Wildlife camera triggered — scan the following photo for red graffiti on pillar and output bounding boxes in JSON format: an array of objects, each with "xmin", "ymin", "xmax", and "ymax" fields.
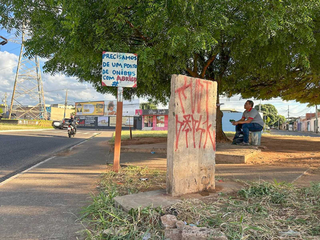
[{"xmin": 175, "ymin": 78, "xmax": 216, "ymax": 151}]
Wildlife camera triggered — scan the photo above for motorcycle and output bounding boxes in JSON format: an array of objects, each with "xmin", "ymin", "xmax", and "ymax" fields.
[{"xmin": 67, "ymin": 124, "xmax": 76, "ymax": 138}]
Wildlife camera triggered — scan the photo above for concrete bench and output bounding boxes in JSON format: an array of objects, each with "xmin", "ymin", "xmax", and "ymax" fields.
[{"xmin": 250, "ymin": 131, "xmax": 262, "ymax": 146}]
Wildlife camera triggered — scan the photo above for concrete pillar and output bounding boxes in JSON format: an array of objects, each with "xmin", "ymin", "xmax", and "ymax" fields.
[{"xmin": 167, "ymin": 75, "xmax": 217, "ymax": 196}]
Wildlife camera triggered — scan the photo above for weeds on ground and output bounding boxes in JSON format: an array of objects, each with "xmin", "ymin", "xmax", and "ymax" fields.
[{"xmin": 81, "ymin": 167, "xmax": 320, "ymax": 239}]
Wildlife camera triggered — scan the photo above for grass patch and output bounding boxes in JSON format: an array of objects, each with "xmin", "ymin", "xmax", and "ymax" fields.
[
  {"xmin": 80, "ymin": 165, "xmax": 166, "ymax": 239},
  {"xmin": 81, "ymin": 167, "xmax": 320, "ymax": 239},
  {"xmin": 0, "ymin": 123, "xmax": 54, "ymax": 130},
  {"xmin": 109, "ymin": 130, "xmax": 167, "ymax": 143}
]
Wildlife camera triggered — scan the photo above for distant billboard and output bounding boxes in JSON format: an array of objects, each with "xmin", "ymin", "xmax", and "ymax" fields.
[
  {"xmin": 98, "ymin": 116, "xmax": 109, "ymax": 126},
  {"xmin": 102, "ymin": 52, "xmax": 137, "ymax": 88},
  {"xmin": 105, "ymin": 100, "xmax": 139, "ymax": 116},
  {"xmin": 75, "ymin": 101, "xmax": 104, "ymax": 116}
]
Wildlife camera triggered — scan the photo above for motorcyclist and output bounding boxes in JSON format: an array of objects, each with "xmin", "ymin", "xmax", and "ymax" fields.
[{"xmin": 68, "ymin": 115, "xmax": 77, "ymax": 133}]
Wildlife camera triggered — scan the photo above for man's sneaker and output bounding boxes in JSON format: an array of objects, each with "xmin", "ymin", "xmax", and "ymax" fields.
[{"xmin": 237, "ymin": 142, "xmax": 250, "ymax": 146}]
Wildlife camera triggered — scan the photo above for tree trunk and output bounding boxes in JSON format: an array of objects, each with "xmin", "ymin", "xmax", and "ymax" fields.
[{"xmin": 216, "ymin": 94, "xmax": 231, "ymax": 143}]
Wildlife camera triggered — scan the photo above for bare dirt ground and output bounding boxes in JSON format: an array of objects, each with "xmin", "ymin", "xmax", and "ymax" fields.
[
  {"xmin": 248, "ymin": 135, "xmax": 320, "ymax": 168},
  {"xmin": 121, "ymin": 135, "xmax": 320, "ymax": 168},
  {"xmin": 249, "ymin": 135, "xmax": 320, "ymax": 186},
  {"xmin": 121, "ymin": 135, "xmax": 320, "ymax": 185}
]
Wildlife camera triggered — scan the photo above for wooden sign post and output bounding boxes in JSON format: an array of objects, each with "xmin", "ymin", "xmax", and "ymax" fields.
[
  {"xmin": 102, "ymin": 52, "xmax": 138, "ymax": 172},
  {"xmin": 113, "ymin": 87, "xmax": 123, "ymax": 172}
]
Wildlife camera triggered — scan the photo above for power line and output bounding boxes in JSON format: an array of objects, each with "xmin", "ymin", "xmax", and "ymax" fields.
[
  {"xmin": 1, "ymin": 46, "xmax": 22, "ymax": 53},
  {"xmin": 44, "ymin": 88, "xmax": 89, "ymax": 92}
]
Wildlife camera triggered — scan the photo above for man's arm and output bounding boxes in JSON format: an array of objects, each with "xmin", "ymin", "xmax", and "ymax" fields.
[{"xmin": 232, "ymin": 118, "xmax": 253, "ymax": 125}]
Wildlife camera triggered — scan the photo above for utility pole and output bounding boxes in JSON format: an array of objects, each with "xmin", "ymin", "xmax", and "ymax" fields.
[
  {"xmin": 63, "ymin": 89, "xmax": 68, "ymax": 119},
  {"xmin": 316, "ymin": 105, "xmax": 318, "ymax": 133}
]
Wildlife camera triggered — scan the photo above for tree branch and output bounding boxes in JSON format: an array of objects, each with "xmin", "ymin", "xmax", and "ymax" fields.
[
  {"xmin": 125, "ymin": 20, "xmax": 150, "ymax": 43},
  {"xmin": 186, "ymin": 68, "xmax": 199, "ymax": 78},
  {"xmin": 200, "ymin": 54, "xmax": 217, "ymax": 78},
  {"xmin": 193, "ymin": 54, "xmax": 199, "ymax": 74}
]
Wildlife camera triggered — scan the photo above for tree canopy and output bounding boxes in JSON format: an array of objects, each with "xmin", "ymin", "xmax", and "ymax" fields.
[
  {"xmin": 1, "ymin": 0, "xmax": 320, "ymax": 140},
  {"xmin": 1, "ymin": 0, "xmax": 319, "ymax": 103}
]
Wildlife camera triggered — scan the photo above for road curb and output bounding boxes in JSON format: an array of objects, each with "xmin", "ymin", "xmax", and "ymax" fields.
[{"xmin": 0, "ymin": 128, "xmax": 55, "ymax": 133}]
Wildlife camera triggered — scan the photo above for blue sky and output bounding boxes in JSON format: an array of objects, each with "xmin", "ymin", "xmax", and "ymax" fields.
[{"xmin": 0, "ymin": 28, "xmax": 315, "ymax": 117}]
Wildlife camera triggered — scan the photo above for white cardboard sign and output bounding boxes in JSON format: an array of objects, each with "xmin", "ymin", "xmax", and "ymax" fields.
[{"xmin": 102, "ymin": 52, "xmax": 137, "ymax": 88}]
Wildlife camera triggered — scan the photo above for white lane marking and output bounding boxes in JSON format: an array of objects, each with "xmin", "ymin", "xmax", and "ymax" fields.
[{"xmin": 0, "ymin": 156, "xmax": 56, "ymax": 187}]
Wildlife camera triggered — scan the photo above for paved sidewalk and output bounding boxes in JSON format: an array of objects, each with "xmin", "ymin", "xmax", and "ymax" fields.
[
  {"xmin": 107, "ymin": 152, "xmax": 310, "ymax": 184},
  {"xmin": 0, "ymin": 131, "xmax": 113, "ymax": 240}
]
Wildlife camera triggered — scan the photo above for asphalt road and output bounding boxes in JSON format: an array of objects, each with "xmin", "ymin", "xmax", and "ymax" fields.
[
  {"xmin": 270, "ymin": 129, "xmax": 320, "ymax": 137},
  {"xmin": 0, "ymin": 129, "xmax": 98, "ymax": 182}
]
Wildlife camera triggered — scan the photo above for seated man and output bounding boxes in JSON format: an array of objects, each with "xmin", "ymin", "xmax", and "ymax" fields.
[{"xmin": 231, "ymin": 100, "xmax": 264, "ymax": 146}]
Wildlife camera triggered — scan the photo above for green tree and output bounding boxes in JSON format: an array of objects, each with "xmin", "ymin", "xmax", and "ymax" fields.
[
  {"xmin": 140, "ymin": 102, "xmax": 157, "ymax": 110},
  {"xmin": 254, "ymin": 104, "xmax": 278, "ymax": 127},
  {"xmin": 255, "ymin": 104, "xmax": 287, "ymax": 128},
  {"xmin": 277, "ymin": 115, "xmax": 286, "ymax": 128},
  {"xmin": 1, "ymin": 0, "xmax": 319, "ymax": 141}
]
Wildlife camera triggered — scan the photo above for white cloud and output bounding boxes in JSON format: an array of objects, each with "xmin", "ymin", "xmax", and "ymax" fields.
[
  {"xmin": 42, "ymin": 73, "xmax": 118, "ymax": 105},
  {"xmin": 0, "ymin": 51, "xmax": 18, "ymax": 106},
  {"xmin": 220, "ymin": 95, "xmax": 313, "ymax": 118}
]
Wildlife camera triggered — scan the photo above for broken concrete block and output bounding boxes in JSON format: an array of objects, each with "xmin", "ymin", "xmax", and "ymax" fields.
[
  {"xmin": 161, "ymin": 214, "xmax": 177, "ymax": 229},
  {"xmin": 181, "ymin": 225, "xmax": 227, "ymax": 240}
]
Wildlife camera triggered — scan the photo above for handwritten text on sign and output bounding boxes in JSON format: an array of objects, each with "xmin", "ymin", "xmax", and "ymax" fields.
[
  {"xmin": 102, "ymin": 52, "xmax": 137, "ymax": 88},
  {"xmin": 175, "ymin": 77, "xmax": 216, "ymax": 151}
]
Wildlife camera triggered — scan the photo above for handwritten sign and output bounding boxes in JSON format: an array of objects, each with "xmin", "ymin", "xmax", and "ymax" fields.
[{"xmin": 102, "ymin": 52, "xmax": 138, "ymax": 88}]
